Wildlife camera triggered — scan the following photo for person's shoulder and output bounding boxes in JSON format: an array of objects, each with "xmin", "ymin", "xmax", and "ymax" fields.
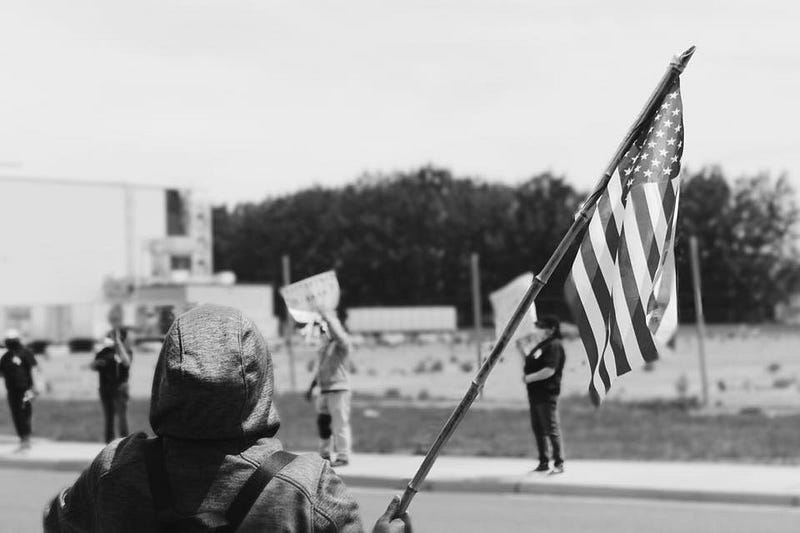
[
  {"xmin": 274, "ymin": 452, "xmax": 329, "ymax": 494},
  {"xmin": 55, "ymin": 434, "xmax": 145, "ymax": 497},
  {"xmin": 21, "ymin": 348, "xmax": 37, "ymax": 363},
  {"xmin": 93, "ymin": 432, "xmax": 150, "ymax": 479},
  {"xmin": 276, "ymin": 453, "xmax": 361, "ymax": 530},
  {"xmin": 95, "ymin": 347, "xmax": 114, "ymax": 359},
  {"xmin": 549, "ymin": 338, "xmax": 565, "ymax": 353}
]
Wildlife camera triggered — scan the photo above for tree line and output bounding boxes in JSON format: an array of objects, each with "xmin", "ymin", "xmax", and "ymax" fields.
[{"xmin": 212, "ymin": 166, "xmax": 800, "ymax": 325}]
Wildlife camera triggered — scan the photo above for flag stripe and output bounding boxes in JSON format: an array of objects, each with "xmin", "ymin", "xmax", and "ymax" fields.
[
  {"xmin": 630, "ymin": 185, "xmax": 661, "ymax": 280},
  {"xmin": 645, "ymin": 184, "xmax": 668, "ymax": 257},
  {"xmin": 616, "ymin": 230, "xmax": 660, "ymax": 362},
  {"xmin": 564, "ymin": 273, "xmax": 604, "ymax": 404},
  {"xmin": 607, "ymin": 304, "xmax": 633, "ymax": 376}
]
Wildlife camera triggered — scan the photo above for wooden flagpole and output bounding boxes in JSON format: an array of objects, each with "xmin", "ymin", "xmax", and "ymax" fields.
[{"xmin": 395, "ymin": 46, "xmax": 697, "ymax": 517}]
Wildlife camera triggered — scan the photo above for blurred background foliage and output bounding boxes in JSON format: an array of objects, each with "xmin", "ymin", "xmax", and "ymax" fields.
[{"xmin": 213, "ymin": 166, "xmax": 800, "ymax": 326}]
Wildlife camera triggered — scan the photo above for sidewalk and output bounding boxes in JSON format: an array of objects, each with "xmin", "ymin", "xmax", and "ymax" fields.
[{"xmin": 2, "ymin": 436, "xmax": 799, "ymax": 507}]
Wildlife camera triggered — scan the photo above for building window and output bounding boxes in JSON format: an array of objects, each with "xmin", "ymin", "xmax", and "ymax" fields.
[
  {"xmin": 170, "ymin": 255, "xmax": 192, "ymax": 271},
  {"xmin": 166, "ymin": 189, "xmax": 188, "ymax": 236}
]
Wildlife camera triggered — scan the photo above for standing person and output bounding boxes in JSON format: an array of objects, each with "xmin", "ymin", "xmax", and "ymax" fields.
[
  {"xmin": 522, "ymin": 315, "xmax": 567, "ymax": 473},
  {"xmin": 90, "ymin": 330, "xmax": 132, "ymax": 443},
  {"xmin": 306, "ymin": 310, "xmax": 353, "ymax": 467},
  {"xmin": 0, "ymin": 329, "xmax": 40, "ymax": 451},
  {"xmin": 44, "ymin": 304, "xmax": 410, "ymax": 533},
  {"xmin": 105, "ymin": 306, "xmax": 134, "ymax": 440}
]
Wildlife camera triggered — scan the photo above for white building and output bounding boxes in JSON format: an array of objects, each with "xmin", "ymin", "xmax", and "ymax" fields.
[
  {"xmin": 775, "ymin": 293, "xmax": 800, "ymax": 325},
  {"xmin": 0, "ymin": 175, "xmax": 277, "ymax": 342}
]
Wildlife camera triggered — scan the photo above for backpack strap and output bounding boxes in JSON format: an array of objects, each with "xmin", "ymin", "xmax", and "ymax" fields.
[{"xmin": 224, "ymin": 450, "xmax": 297, "ymax": 531}]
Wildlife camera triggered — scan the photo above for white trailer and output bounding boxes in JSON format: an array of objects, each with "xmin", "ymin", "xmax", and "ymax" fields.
[{"xmin": 345, "ymin": 306, "xmax": 457, "ymax": 334}]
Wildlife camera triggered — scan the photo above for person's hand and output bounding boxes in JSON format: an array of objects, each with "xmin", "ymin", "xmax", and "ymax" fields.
[
  {"xmin": 319, "ymin": 309, "xmax": 341, "ymax": 330},
  {"xmin": 23, "ymin": 389, "xmax": 37, "ymax": 403},
  {"xmin": 372, "ymin": 495, "xmax": 412, "ymax": 533}
]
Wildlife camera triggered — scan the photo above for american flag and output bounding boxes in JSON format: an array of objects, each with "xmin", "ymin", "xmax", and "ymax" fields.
[{"xmin": 565, "ymin": 80, "xmax": 684, "ymax": 405}]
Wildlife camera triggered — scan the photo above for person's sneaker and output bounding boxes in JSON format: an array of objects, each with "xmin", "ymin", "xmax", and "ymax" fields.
[
  {"xmin": 550, "ymin": 463, "xmax": 565, "ymax": 475},
  {"xmin": 330, "ymin": 457, "xmax": 349, "ymax": 467},
  {"xmin": 533, "ymin": 462, "xmax": 550, "ymax": 472},
  {"xmin": 13, "ymin": 440, "xmax": 32, "ymax": 454},
  {"xmin": 320, "ymin": 453, "xmax": 331, "ymax": 462}
]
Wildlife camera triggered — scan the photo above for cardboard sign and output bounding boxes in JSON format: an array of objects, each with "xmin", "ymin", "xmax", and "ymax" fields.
[
  {"xmin": 489, "ymin": 273, "xmax": 538, "ymax": 355},
  {"xmin": 279, "ymin": 270, "xmax": 340, "ymax": 324}
]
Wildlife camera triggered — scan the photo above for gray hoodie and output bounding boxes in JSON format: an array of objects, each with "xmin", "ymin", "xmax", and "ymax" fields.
[{"xmin": 44, "ymin": 304, "xmax": 364, "ymax": 532}]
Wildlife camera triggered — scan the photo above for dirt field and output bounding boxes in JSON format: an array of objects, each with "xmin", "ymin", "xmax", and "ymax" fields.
[{"xmin": 18, "ymin": 324, "xmax": 800, "ymax": 414}]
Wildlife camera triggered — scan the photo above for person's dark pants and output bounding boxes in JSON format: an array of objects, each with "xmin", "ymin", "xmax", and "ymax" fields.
[
  {"xmin": 527, "ymin": 394, "xmax": 564, "ymax": 466},
  {"xmin": 7, "ymin": 389, "xmax": 32, "ymax": 441},
  {"xmin": 100, "ymin": 385, "xmax": 130, "ymax": 443}
]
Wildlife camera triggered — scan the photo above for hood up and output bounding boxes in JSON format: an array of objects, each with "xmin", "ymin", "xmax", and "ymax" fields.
[{"xmin": 150, "ymin": 304, "xmax": 280, "ymax": 440}]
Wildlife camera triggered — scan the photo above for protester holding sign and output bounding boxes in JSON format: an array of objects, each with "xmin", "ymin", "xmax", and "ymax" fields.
[
  {"xmin": 306, "ymin": 310, "xmax": 354, "ymax": 467},
  {"xmin": 281, "ymin": 270, "xmax": 355, "ymax": 467},
  {"xmin": 90, "ymin": 331, "xmax": 132, "ymax": 443},
  {"xmin": 522, "ymin": 315, "xmax": 566, "ymax": 474}
]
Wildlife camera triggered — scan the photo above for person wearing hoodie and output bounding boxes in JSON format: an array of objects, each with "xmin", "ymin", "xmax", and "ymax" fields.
[
  {"xmin": 43, "ymin": 304, "xmax": 410, "ymax": 533},
  {"xmin": 0, "ymin": 329, "xmax": 40, "ymax": 451}
]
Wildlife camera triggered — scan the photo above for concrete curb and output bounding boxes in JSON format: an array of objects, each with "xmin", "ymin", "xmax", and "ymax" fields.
[
  {"xmin": 0, "ymin": 457, "xmax": 93, "ymax": 472},
  {"xmin": 334, "ymin": 473, "xmax": 800, "ymax": 508},
  {"xmin": 3, "ymin": 456, "xmax": 799, "ymax": 509}
]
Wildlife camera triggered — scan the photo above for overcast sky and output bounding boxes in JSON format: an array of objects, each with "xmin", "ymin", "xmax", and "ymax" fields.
[{"xmin": 1, "ymin": 1, "xmax": 798, "ymax": 203}]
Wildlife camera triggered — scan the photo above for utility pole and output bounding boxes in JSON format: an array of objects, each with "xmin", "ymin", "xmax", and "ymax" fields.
[
  {"xmin": 470, "ymin": 253, "xmax": 483, "ymax": 394},
  {"xmin": 123, "ymin": 184, "xmax": 135, "ymax": 279},
  {"xmin": 282, "ymin": 254, "xmax": 297, "ymax": 391},
  {"xmin": 689, "ymin": 236, "xmax": 710, "ymax": 407}
]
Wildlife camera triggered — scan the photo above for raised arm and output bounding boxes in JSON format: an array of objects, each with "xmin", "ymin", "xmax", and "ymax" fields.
[
  {"xmin": 112, "ymin": 329, "xmax": 132, "ymax": 368},
  {"xmin": 320, "ymin": 311, "xmax": 350, "ymax": 348}
]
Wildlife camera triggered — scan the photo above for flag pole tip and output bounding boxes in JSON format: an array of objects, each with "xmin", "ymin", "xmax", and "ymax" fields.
[{"xmin": 671, "ymin": 46, "xmax": 696, "ymax": 73}]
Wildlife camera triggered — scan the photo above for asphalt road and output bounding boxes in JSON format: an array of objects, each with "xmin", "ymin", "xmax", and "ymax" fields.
[{"xmin": 4, "ymin": 468, "xmax": 799, "ymax": 533}]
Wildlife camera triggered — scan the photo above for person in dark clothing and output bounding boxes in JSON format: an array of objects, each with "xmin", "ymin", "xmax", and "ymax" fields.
[
  {"xmin": 0, "ymin": 329, "xmax": 40, "ymax": 451},
  {"xmin": 90, "ymin": 328, "xmax": 132, "ymax": 443},
  {"xmin": 522, "ymin": 315, "xmax": 566, "ymax": 473}
]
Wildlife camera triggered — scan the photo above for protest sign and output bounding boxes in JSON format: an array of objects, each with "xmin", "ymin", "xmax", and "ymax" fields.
[
  {"xmin": 489, "ymin": 273, "xmax": 537, "ymax": 356},
  {"xmin": 279, "ymin": 270, "xmax": 340, "ymax": 324}
]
